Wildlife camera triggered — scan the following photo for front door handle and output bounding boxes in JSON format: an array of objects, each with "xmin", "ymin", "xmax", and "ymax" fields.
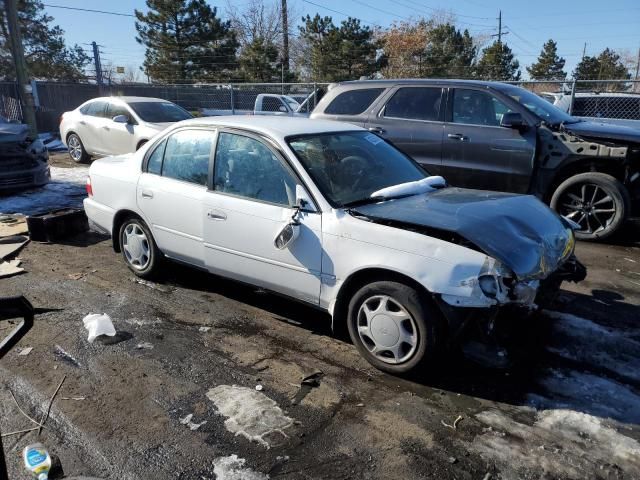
[
  {"xmin": 447, "ymin": 133, "xmax": 468, "ymax": 141},
  {"xmin": 141, "ymin": 190, "xmax": 153, "ymax": 199},
  {"xmin": 368, "ymin": 126, "xmax": 385, "ymax": 134},
  {"xmin": 207, "ymin": 210, "xmax": 227, "ymax": 221}
]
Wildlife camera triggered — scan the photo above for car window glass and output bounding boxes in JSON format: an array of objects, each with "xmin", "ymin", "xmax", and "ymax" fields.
[
  {"xmin": 147, "ymin": 139, "xmax": 166, "ymax": 175},
  {"xmin": 161, "ymin": 130, "xmax": 212, "ymax": 185},
  {"xmin": 384, "ymin": 87, "xmax": 442, "ymax": 121},
  {"xmin": 452, "ymin": 89, "xmax": 512, "ymax": 126},
  {"xmin": 214, "ymin": 132, "xmax": 297, "ymax": 207},
  {"xmin": 261, "ymin": 96, "xmax": 285, "ymax": 112},
  {"xmin": 107, "ymin": 103, "xmax": 130, "ymax": 120},
  {"xmin": 325, "ymin": 88, "xmax": 385, "ymax": 115},
  {"xmin": 84, "ymin": 101, "xmax": 107, "ymax": 117}
]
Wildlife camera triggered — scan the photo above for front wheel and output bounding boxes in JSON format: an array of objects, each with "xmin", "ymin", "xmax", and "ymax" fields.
[
  {"xmin": 550, "ymin": 172, "xmax": 630, "ymax": 241},
  {"xmin": 347, "ymin": 281, "xmax": 443, "ymax": 374},
  {"xmin": 118, "ymin": 217, "xmax": 162, "ymax": 279}
]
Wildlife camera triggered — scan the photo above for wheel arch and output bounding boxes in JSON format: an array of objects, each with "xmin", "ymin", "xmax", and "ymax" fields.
[
  {"xmin": 332, "ymin": 267, "xmax": 434, "ymax": 332},
  {"xmin": 136, "ymin": 139, "xmax": 149, "ymax": 150},
  {"xmin": 544, "ymin": 157, "xmax": 627, "ymax": 202},
  {"xmin": 111, "ymin": 209, "xmax": 144, "ymax": 252}
]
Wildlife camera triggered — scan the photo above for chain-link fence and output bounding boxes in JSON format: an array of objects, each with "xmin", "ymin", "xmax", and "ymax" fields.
[
  {"xmin": 511, "ymin": 79, "xmax": 640, "ymax": 125},
  {"xmin": 0, "ymin": 82, "xmax": 22, "ymax": 121}
]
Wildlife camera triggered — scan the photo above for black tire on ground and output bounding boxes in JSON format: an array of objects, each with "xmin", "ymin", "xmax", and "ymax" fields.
[
  {"xmin": 346, "ymin": 280, "xmax": 443, "ymax": 374},
  {"xmin": 550, "ymin": 172, "xmax": 630, "ymax": 241},
  {"xmin": 118, "ymin": 216, "xmax": 163, "ymax": 279},
  {"xmin": 66, "ymin": 132, "xmax": 91, "ymax": 163}
]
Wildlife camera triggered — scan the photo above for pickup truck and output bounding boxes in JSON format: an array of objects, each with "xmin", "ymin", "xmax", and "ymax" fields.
[
  {"xmin": 311, "ymin": 79, "xmax": 640, "ymax": 241},
  {"xmin": 201, "ymin": 93, "xmax": 309, "ymax": 117}
]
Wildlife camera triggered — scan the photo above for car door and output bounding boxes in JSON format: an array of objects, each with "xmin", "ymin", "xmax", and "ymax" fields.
[
  {"xmin": 366, "ymin": 86, "xmax": 445, "ymax": 175},
  {"xmin": 441, "ymin": 88, "xmax": 536, "ymax": 193},
  {"xmin": 103, "ymin": 102, "xmax": 137, "ymax": 155},
  {"xmin": 136, "ymin": 128, "xmax": 213, "ymax": 266},
  {"xmin": 203, "ymin": 131, "xmax": 322, "ymax": 304},
  {"xmin": 78, "ymin": 100, "xmax": 109, "ymax": 155}
]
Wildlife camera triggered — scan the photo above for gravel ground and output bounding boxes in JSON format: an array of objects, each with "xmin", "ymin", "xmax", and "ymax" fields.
[{"xmin": 1, "ymin": 153, "xmax": 639, "ymax": 479}]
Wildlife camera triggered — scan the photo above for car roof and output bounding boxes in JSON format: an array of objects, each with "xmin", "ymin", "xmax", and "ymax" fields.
[
  {"xmin": 332, "ymin": 79, "xmax": 512, "ymax": 88},
  {"xmin": 174, "ymin": 116, "xmax": 363, "ymax": 138},
  {"xmin": 90, "ymin": 96, "xmax": 171, "ymax": 104}
]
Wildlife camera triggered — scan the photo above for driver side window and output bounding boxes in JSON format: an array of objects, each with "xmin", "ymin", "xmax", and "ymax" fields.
[
  {"xmin": 452, "ymin": 89, "xmax": 512, "ymax": 126},
  {"xmin": 213, "ymin": 132, "xmax": 297, "ymax": 207}
]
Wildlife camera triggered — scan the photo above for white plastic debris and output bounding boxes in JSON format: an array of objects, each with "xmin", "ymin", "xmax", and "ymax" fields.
[
  {"xmin": 199, "ymin": 326, "xmax": 211, "ymax": 332},
  {"xmin": 136, "ymin": 342, "xmax": 154, "ymax": 350},
  {"xmin": 255, "ymin": 385, "xmax": 263, "ymax": 391},
  {"xmin": 18, "ymin": 347, "xmax": 33, "ymax": 356},
  {"xmin": 179, "ymin": 413, "xmax": 207, "ymax": 431},
  {"xmin": 83, "ymin": 313, "xmax": 116, "ymax": 343}
]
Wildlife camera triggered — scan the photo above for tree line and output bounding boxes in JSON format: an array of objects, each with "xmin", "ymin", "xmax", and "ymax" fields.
[{"xmin": 0, "ymin": 0, "xmax": 634, "ymax": 85}]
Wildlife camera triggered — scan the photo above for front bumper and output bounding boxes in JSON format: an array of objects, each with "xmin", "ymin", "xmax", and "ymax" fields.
[{"xmin": 0, "ymin": 163, "xmax": 50, "ymax": 191}]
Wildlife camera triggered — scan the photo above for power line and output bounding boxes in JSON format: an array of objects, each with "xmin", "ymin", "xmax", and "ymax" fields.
[{"xmin": 42, "ymin": 3, "xmax": 135, "ymax": 17}]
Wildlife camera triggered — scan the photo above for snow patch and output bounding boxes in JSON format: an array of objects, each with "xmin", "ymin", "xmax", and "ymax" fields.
[
  {"xmin": 0, "ymin": 166, "xmax": 87, "ymax": 215},
  {"xmin": 206, "ymin": 385, "xmax": 294, "ymax": 447},
  {"xmin": 472, "ymin": 409, "xmax": 640, "ymax": 478},
  {"xmin": 212, "ymin": 455, "xmax": 268, "ymax": 480}
]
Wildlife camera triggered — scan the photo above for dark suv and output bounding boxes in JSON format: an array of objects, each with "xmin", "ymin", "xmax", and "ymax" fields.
[{"xmin": 311, "ymin": 80, "xmax": 640, "ymax": 240}]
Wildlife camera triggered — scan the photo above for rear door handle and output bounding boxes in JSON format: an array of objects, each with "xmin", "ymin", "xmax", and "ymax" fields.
[
  {"xmin": 447, "ymin": 133, "xmax": 468, "ymax": 141},
  {"xmin": 368, "ymin": 127, "xmax": 385, "ymax": 134},
  {"xmin": 141, "ymin": 190, "xmax": 153, "ymax": 199},
  {"xmin": 207, "ymin": 210, "xmax": 227, "ymax": 221}
]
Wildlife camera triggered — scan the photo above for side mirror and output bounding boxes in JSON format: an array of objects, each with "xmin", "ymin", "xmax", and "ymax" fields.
[
  {"xmin": 274, "ymin": 222, "xmax": 300, "ymax": 250},
  {"xmin": 278, "ymin": 105, "xmax": 288, "ymax": 113},
  {"xmin": 113, "ymin": 114, "xmax": 129, "ymax": 124},
  {"xmin": 500, "ymin": 112, "xmax": 525, "ymax": 129}
]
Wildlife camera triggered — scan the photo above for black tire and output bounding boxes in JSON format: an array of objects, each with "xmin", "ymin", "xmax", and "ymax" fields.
[
  {"xmin": 346, "ymin": 280, "xmax": 443, "ymax": 374},
  {"xmin": 118, "ymin": 217, "xmax": 162, "ymax": 279},
  {"xmin": 66, "ymin": 132, "xmax": 91, "ymax": 163},
  {"xmin": 550, "ymin": 172, "xmax": 630, "ymax": 241}
]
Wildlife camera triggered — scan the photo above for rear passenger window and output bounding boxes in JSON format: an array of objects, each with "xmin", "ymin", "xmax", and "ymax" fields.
[
  {"xmin": 325, "ymin": 88, "xmax": 384, "ymax": 115},
  {"xmin": 383, "ymin": 87, "xmax": 442, "ymax": 121},
  {"xmin": 84, "ymin": 101, "xmax": 107, "ymax": 117},
  {"xmin": 161, "ymin": 130, "xmax": 213, "ymax": 185},
  {"xmin": 146, "ymin": 139, "xmax": 166, "ymax": 175}
]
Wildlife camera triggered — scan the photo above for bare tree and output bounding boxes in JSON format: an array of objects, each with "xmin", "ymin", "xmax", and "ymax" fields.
[
  {"xmin": 226, "ymin": 0, "xmax": 283, "ymax": 49},
  {"xmin": 121, "ymin": 65, "xmax": 141, "ymax": 84}
]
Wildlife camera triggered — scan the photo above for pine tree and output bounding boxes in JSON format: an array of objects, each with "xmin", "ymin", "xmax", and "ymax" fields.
[
  {"xmin": 335, "ymin": 18, "xmax": 382, "ymax": 80},
  {"xmin": 298, "ymin": 14, "xmax": 341, "ymax": 82},
  {"xmin": 238, "ymin": 37, "xmax": 280, "ymax": 82},
  {"xmin": 0, "ymin": 0, "xmax": 89, "ymax": 81},
  {"xmin": 475, "ymin": 41, "xmax": 521, "ymax": 81},
  {"xmin": 574, "ymin": 48, "xmax": 630, "ymax": 80},
  {"xmin": 135, "ymin": 0, "xmax": 239, "ymax": 83},
  {"xmin": 527, "ymin": 39, "xmax": 566, "ymax": 80},
  {"xmin": 422, "ymin": 24, "xmax": 476, "ymax": 78}
]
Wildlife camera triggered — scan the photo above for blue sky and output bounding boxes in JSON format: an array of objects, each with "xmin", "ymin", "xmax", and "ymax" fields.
[{"xmin": 43, "ymin": 0, "xmax": 640, "ymax": 80}]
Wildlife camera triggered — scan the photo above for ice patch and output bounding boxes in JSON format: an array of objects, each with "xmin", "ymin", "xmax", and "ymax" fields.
[
  {"xmin": 544, "ymin": 310, "xmax": 640, "ymax": 384},
  {"xmin": 0, "ymin": 166, "xmax": 87, "ymax": 215},
  {"xmin": 472, "ymin": 409, "xmax": 640, "ymax": 478},
  {"xmin": 206, "ymin": 385, "xmax": 294, "ymax": 447},
  {"xmin": 213, "ymin": 455, "xmax": 268, "ymax": 480}
]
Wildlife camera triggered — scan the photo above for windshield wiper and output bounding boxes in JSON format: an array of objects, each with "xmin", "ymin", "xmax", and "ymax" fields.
[{"xmin": 343, "ymin": 196, "xmax": 386, "ymax": 208}]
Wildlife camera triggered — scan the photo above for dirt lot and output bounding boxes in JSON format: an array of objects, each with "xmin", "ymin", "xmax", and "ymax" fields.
[{"xmin": 1, "ymin": 153, "xmax": 640, "ymax": 479}]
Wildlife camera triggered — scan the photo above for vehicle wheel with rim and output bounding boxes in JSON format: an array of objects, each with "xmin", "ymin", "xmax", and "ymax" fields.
[
  {"xmin": 347, "ymin": 280, "xmax": 442, "ymax": 374},
  {"xmin": 66, "ymin": 133, "xmax": 90, "ymax": 163},
  {"xmin": 550, "ymin": 172, "xmax": 630, "ymax": 241},
  {"xmin": 118, "ymin": 217, "xmax": 162, "ymax": 279}
]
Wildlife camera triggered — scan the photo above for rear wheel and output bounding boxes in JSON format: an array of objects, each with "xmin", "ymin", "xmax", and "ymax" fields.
[
  {"xmin": 66, "ymin": 133, "xmax": 90, "ymax": 163},
  {"xmin": 550, "ymin": 172, "xmax": 630, "ymax": 241},
  {"xmin": 118, "ymin": 217, "xmax": 162, "ymax": 279},
  {"xmin": 347, "ymin": 281, "xmax": 442, "ymax": 374}
]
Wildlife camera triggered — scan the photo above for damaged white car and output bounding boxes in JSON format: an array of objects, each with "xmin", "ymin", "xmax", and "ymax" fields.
[{"xmin": 84, "ymin": 117, "xmax": 586, "ymax": 373}]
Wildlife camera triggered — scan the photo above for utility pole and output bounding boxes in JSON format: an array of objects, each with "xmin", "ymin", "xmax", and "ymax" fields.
[
  {"xmin": 491, "ymin": 10, "xmax": 508, "ymax": 45},
  {"xmin": 281, "ymin": 0, "xmax": 289, "ymax": 79},
  {"xmin": 6, "ymin": 0, "xmax": 37, "ymax": 135},
  {"xmin": 581, "ymin": 42, "xmax": 587, "ymax": 61},
  {"xmin": 92, "ymin": 41, "xmax": 103, "ymax": 87}
]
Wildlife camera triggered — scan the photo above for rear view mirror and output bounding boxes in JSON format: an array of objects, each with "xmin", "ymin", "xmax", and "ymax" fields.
[
  {"xmin": 113, "ymin": 114, "xmax": 129, "ymax": 123},
  {"xmin": 500, "ymin": 112, "xmax": 525, "ymax": 129},
  {"xmin": 274, "ymin": 222, "xmax": 300, "ymax": 250},
  {"xmin": 0, "ymin": 296, "xmax": 34, "ymax": 359}
]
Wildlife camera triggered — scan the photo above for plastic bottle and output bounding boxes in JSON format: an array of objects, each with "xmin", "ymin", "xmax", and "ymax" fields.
[{"xmin": 23, "ymin": 443, "xmax": 51, "ymax": 480}]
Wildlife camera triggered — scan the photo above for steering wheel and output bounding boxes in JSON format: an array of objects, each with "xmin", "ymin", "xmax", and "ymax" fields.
[{"xmin": 339, "ymin": 155, "xmax": 369, "ymax": 191}]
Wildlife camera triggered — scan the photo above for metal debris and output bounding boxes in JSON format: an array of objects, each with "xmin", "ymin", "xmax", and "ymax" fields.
[{"xmin": 53, "ymin": 345, "xmax": 80, "ymax": 367}]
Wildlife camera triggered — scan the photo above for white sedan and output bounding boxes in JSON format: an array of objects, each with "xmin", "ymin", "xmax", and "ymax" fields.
[
  {"xmin": 84, "ymin": 116, "xmax": 585, "ymax": 373},
  {"xmin": 60, "ymin": 96, "xmax": 192, "ymax": 163}
]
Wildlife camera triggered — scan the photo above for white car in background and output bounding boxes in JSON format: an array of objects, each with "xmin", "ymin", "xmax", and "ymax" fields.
[
  {"xmin": 541, "ymin": 91, "xmax": 640, "ymax": 129},
  {"xmin": 60, "ymin": 96, "xmax": 192, "ymax": 163},
  {"xmin": 83, "ymin": 116, "xmax": 585, "ymax": 374}
]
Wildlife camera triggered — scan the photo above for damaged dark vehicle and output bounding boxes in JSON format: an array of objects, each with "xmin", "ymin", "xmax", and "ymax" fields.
[
  {"xmin": 311, "ymin": 80, "xmax": 640, "ymax": 240},
  {"xmin": 0, "ymin": 116, "xmax": 49, "ymax": 192}
]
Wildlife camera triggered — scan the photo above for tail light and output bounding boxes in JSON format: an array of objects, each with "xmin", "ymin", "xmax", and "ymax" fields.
[{"xmin": 86, "ymin": 176, "xmax": 93, "ymax": 197}]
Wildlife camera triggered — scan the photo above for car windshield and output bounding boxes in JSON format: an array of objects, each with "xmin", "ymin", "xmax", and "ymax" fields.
[
  {"xmin": 494, "ymin": 84, "xmax": 579, "ymax": 125},
  {"xmin": 287, "ymin": 131, "xmax": 427, "ymax": 207},
  {"xmin": 128, "ymin": 101, "xmax": 192, "ymax": 123},
  {"xmin": 284, "ymin": 96, "xmax": 301, "ymax": 109}
]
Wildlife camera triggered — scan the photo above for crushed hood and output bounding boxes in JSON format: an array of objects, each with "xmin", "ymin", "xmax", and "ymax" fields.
[
  {"xmin": 564, "ymin": 120, "xmax": 640, "ymax": 144},
  {"xmin": 0, "ymin": 122, "xmax": 29, "ymax": 143},
  {"xmin": 352, "ymin": 188, "xmax": 573, "ymax": 280}
]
